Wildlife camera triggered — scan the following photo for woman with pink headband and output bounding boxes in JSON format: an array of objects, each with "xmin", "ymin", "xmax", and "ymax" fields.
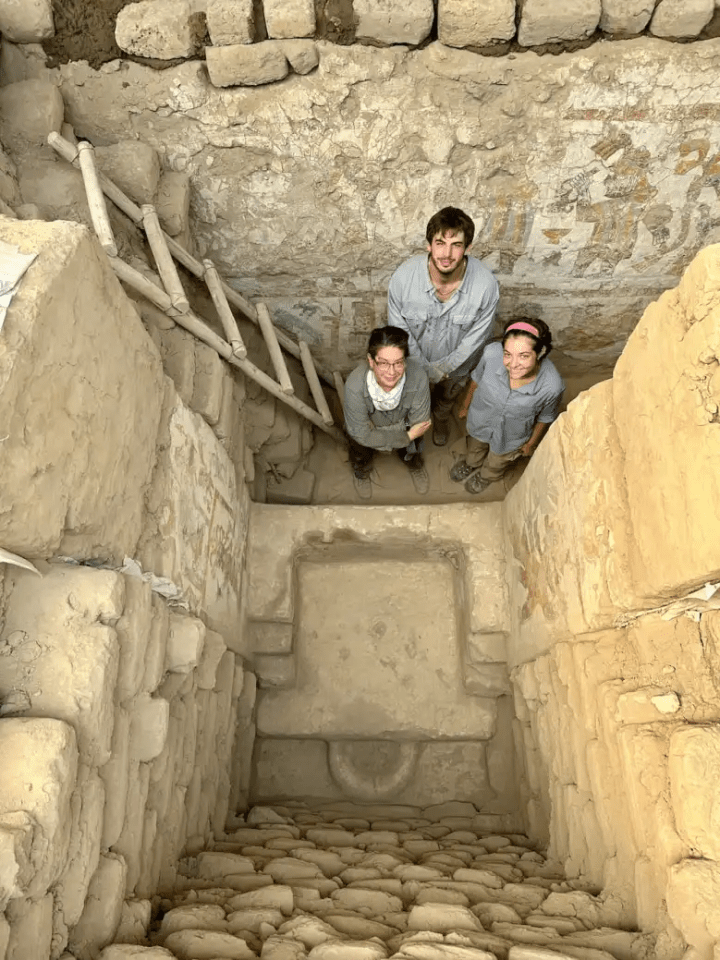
[{"xmin": 450, "ymin": 318, "xmax": 564, "ymax": 495}]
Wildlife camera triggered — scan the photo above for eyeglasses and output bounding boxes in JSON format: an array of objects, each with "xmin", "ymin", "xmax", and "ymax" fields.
[{"xmin": 373, "ymin": 359, "xmax": 406, "ymax": 370}]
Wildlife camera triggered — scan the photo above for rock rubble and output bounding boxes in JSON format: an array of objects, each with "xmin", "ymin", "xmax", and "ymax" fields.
[{"xmin": 99, "ymin": 803, "xmax": 654, "ymax": 960}]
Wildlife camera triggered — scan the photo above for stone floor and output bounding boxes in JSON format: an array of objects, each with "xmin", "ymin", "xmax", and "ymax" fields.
[{"xmin": 116, "ymin": 801, "xmax": 654, "ymax": 960}]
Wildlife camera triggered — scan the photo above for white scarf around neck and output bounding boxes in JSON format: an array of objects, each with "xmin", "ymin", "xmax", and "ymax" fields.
[{"xmin": 367, "ymin": 368, "xmax": 406, "ymax": 411}]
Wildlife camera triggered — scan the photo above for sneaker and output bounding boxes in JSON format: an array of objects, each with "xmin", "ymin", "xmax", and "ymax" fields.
[
  {"xmin": 352, "ymin": 467, "xmax": 372, "ymax": 500},
  {"xmin": 449, "ymin": 459, "xmax": 478, "ymax": 483},
  {"xmin": 433, "ymin": 420, "xmax": 450, "ymax": 446},
  {"xmin": 407, "ymin": 459, "xmax": 430, "ymax": 495},
  {"xmin": 464, "ymin": 472, "xmax": 490, "ymax": 495}
]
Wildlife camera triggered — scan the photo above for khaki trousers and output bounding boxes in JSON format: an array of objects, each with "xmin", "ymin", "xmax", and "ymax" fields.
[{"xmin": 465, "ymin": 436, "xmax": 521, "ymax": 482}]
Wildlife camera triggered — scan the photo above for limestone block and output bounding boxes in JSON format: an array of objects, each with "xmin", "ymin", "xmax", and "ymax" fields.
[
  {"xmin": 354, "ymin": 0, "xmax": 434, "ymax": 44},
  {"xmin": 115, "ymin": 0, "xmax": 206, "ymax": 58},
  {"xmin": 667, "ymin": 858, "xmax": 720, "ymax": 955},
  {"xmin": 249, "ymin": 621, "xmax": 293, "ymax": 655},
  {"xmin": 5, "ymin": 893, "xmax": 53, "ymax": 960},
  {"xmin": 0, "ymin": 219, "xmax": 164, "ymax": 557},
  {"xmin": 613, "ymin": 248, "xmax": 720, "ymax": 599},
  {"xmin": 280, "ymin": 40, "xmax": 319, "ymax": 75},
  {"xmin": 197, "ymin": 852, "xmax": 255, "ymax": 881},
  {"xmin": 129, "ymin": 694, "xmax": 170, "ymax": 762},
  {"xmin": 55, "ymin": 766, "xmax": 106, "ymax": 927},
  {"xmin": 438, "ymin": 0, "xmax": 516, "ymax": 47},
  {"xmin": 205, "ymin": 42, "xmax": 290, "ymax": 88},
  {"xmin": 308, "ymin": 944, "xmax": 386, "ymax": 960},
  {"xmin": 159, "ymin": 904, "xmax": 227, "ymax": 938},
  {"xmin": 264, "ymin": 0, "xmax": 315, "ymax": 38},
  {"xmin": 142, "ymin": 594, "xmax": 170, "ymax": 693},
  {"xmin": 156, "ymin": 170, "xmax": 190, "ymax": 238},
  {"xmin": 0, "ymin": 0, "xmax": 53, "ymax": 42},
  {"xmin": 255, "ymin": 653, "xmax": 296, "ymax": 688},
  {"xmin": 116, "ymin": 574, "xmax": 155, "ymax": 704},
  {"xmin": 0, "ymin": 717, "xmax": 77, "ymax": 899},
  {"xmin": 599, "ymin": 0, "xmax": 655, "ymax": 34},
  {"xmin": 159, "ymin": 327, "xmax": 196, "ymax": 406},
  {"xmin": 69, "ymin": 854, "xmax": 127, "ymax": 960},
  {"xmin": 0, "ymin": 822, "xmax": 30, "ymax": 907},
  {"xmin": 101, "ymin": 707, "xmax": 131, "ymax": 849},
  {"xmin": 650, "ymin": 0, "xmax": 714, "ymax": 37},
  {"xmin": 114, "ymin": 899, "xmax": 152, "ymax": 944},
  {"xmin": 137, "ymin": 389, "xmax": 245, "ymax": 635},
  {"xmin": 252, "ymin": 738, "xmax": 336, "ymax": 800},
  {"xmin": 17, "ymin": 157, "xmax": 88, "ymax": 226},
  {"xmin": 166, "ymin": 613, "xmax": 206, "ymax": 674},
  {"xmin": 192, "ymin": 342, "xmax": 225, "ymax": 426},
  {"xmin": 518, "ymin": 0, "xmax": 601, "ymax": 44},
  {"xmin": 463, "ymin": 662, "xmax": 511, "ymax": 697},
  {"xmin": 94, "ymin": 141, "xmax": 160, "ymax": 207},
  {"xmin": 197, "ymin": 630, "xmax": 228, "ymax": 689},
  {"xmin": 207, "ymin": 0, "xmax": 256, "ymax": 44},
  {"xmin": 669, "ymin": 725, "xmax": 720, "ymax": 860},
  {"xmin": 99, "ymin": 948, "xmax": 174, "ymax": 959},
  {"xmin": 163, "ymin": 929, "xmax": 255, "ymax": 958},
  {"xmin": 0, "ymin": 79, "xmax": 63, "ymax": 150},
  {"xmin": 113, "ymin": 761, "xmax": 151, "ymax": 895},
  {"xmin": 408, "ymin": 903, "xmax": 482, "ymax": 933},
  {"xmin": 229, "ymin": 886, "xmax": 294, "ymax": 915},
  {"xmin": 614, "ymin": 687, "xmax": 682, "ymax": 724},
  {"xmin": 0, "ymin": 565, "xmax": 122, "ymax": 766}
]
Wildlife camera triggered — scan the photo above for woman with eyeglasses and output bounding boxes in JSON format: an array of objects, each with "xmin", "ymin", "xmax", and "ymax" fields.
[
  {"xmin": 343, "ymin": 326, "xmax": 432, "ymax": 499},
  {"xmin": 451, "ymin": 318, "xmax": 564, "ymax": 495}
]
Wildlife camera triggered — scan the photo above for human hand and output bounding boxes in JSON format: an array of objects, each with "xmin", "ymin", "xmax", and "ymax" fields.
[
  {"xmin": 408, "ymin": 420, "xmax": 432, "ymax": 441},
  {"xmin": 520, "ymin": 441, "xmax": 536, "ymax": 457},
  {"xmin": 458, "ymin": 407, "xmax": 469, "ymax": 420}
]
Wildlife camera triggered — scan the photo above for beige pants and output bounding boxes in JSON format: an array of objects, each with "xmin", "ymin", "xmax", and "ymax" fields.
[{"xmin": 465, "ymin": 436, "xmax": 521, "ymax": 482}]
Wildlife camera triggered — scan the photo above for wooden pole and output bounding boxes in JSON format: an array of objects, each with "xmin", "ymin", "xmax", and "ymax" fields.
[
  {"xmin": 107, "ymin": 256, "xmax": 344, "ymax": 441},
  {"xmin": 256, "ymin": 302, "xmax": 294, "ymax": 395},
  {"xmin": 76, "ymin": 141, "xmax": 118, "ymax": 256},
  {"xmin": 142, "ymin": 204, "xmax": 190, "ymax": 314},
  {"xmin": 299, "ymin": 340, "xmax": 334, "ymax": 426},
  {"xmin": 203, "ymin": 260, "xmax": 247, "ymax": 359},
  {"xmin": 333, "ymin": 371, "xmax": 345, "ymax": 417}
]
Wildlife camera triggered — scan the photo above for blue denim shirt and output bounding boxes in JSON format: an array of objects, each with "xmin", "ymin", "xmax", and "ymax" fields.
[
  {"xmin": 466, "ymin": 342, "xmax": 565, "ymax": 455},
  {"xmin": 388, "ymin": 254, "xmax": 499, "ymax": 384}
]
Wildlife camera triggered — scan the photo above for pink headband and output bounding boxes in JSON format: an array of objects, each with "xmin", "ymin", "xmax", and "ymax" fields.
[{"xmin": 505, "ymin": 322, "xmax": 539, "ymax": 337}]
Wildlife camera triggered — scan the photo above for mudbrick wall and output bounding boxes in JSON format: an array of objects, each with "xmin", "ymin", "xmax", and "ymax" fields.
[{"xmin": 504, "ymin": 245, "xmax": 720, "ymax": 957}]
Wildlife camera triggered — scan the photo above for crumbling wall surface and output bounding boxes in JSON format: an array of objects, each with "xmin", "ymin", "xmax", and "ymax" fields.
[
  {"xmin": 0, "ymin": 218, "xmax": 164, "ymax": 559},
  {"xmin": 0, "ymin": 219, "xmax": 256, "ymax": 957},
  {"xmin": 504, "ymin": 244, "xmax": 720, "ymax": 956}
]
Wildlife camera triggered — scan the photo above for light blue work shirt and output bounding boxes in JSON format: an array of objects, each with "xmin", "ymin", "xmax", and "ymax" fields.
[
  {"xmin": 466, "ymin": 342, "xmax": 565, "ymax": 455},
  {"xmin": 387, "ymin": 254, "xmax": 499, "ymax": 384}
]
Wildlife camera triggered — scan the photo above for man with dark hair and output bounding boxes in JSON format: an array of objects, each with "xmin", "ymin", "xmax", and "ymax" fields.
[
  {"xmin": 387, "ymin": 206, "xmax": 499, "ymax": 446},
  {"xmin": 344, "ymin": 326, "xmax": 432, "ymax": 499}
]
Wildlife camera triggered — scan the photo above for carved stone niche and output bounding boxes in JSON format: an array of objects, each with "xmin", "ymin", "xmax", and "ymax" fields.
[{"xmin": 245, "ymin": 503, "xmax": 517, "ymax": 815}]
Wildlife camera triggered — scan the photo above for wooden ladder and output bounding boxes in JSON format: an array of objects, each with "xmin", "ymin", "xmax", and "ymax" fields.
[{"xmin": 48, "ymin": 132, "xmax": 346, "ymax": 444}]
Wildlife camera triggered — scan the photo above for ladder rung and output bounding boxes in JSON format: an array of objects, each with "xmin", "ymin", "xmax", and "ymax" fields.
[
  {"xmin": 76, "ymin": 142, "xmax": 117, "ymax": 256},
  {"xmin": 142, "ymin": 204, "xmax": 190, "ymax": 314},
  {"xmin": 256, "ymin": 302, "xmax": 294, "ymax": 395},
  {"xmin": 299, "ymin": 340, "xmax": 333, "ymax": 427},
  {"xmin": 333, "ymin": 371, "xmax": 345, "ymax": 417},
  {"xmin": 203, "ymin": 260, "xmax": 247, "ymax": 359}
]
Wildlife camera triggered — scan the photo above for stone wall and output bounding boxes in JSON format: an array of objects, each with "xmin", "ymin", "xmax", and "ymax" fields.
[
  {"xmin": 504, "ymin": 244, "xmax": 720, "ymax": 956},
  {"xmin": 0, "ymin": 218, "xmax": 258, "ymax": 957},
  {"xmin": 4, "ymin": 36, "xmax": 720, "ymax": 380}
]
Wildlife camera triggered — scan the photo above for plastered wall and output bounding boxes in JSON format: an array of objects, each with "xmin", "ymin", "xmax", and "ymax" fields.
[{"xmin": 504, "ymin": 244, "xmax": 720, "ymax": 957}]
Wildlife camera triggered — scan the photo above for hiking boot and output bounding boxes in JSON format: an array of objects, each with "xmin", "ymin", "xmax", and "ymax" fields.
[
  {"xmin": 465, "ymin": 471, "xmax": 490, "ymax": 495},
  {"xmin": 407, "ymin": 457, "xmax": 430, "ymax": 495},
  {"xmin": 352, "ymin": 466, "xmax": 372, "ymax": 500},
  {"xmin": 432, "ymin": 420, "xmax": 450, "ymax": 446},
  {"xmin": 450, "ymin": 459, "xmax": 478, "ymax": 483}
]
